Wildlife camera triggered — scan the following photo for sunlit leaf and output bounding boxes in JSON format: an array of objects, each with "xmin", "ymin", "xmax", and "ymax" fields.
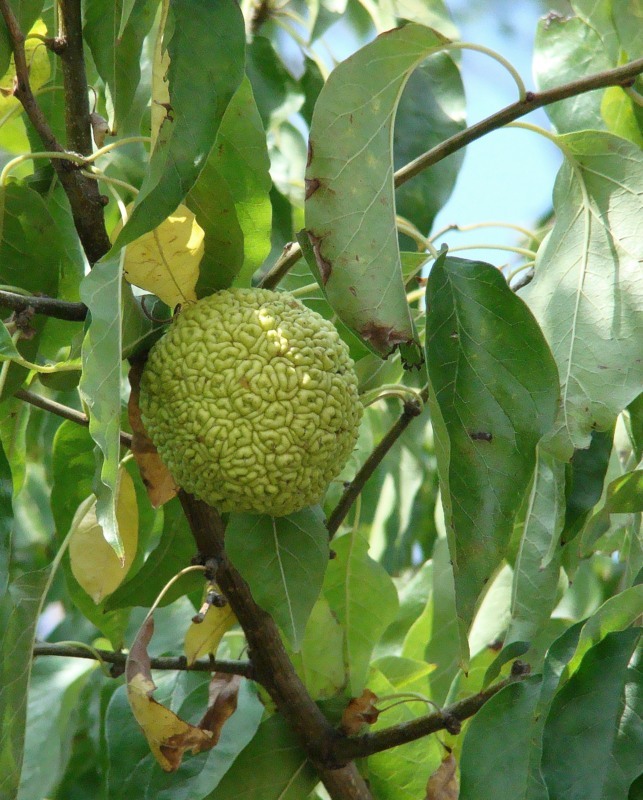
[
  {"xmin": 521, "ymin": 132, "xmax": 643, "ymax": 459},
  {"xmin": 426, "ymin": 254, "xmax": 559, "ymax": 661},
  {"xmin": 68, "ymin": 468, "xmax": 138, "ymax": 604},
  {"xmin": 304, "ymin": 23, "xmax": 451, "ymax": 363},
  {"xmin": 225, "ymin": 507, "xmax": 329, "ymax": 650},
  {"xmin": 114, "ymin": 0, "xmax": 245, "ymax": 249},
  {"xmin": 323, "ymin": 531, "xmax": 399, "ymax": 694},
  {"xmin": 0, "ymin": 20, "xmax": 50, "ymax": 117},
  {"xmin": 184, "ymin": 603, "xmax": 237, "ymax": 666}
]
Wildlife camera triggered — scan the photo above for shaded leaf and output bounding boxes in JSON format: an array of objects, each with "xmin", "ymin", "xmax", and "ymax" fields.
[
  {"xmin": 323, "ymin": 531, "xmax": 399, "ymax": 694},
  {"xmin": 225, "ymin": 507, "xmax": 329, "ymax": 650},
  {"xmin": 340, "ymin": 689, "xmax": 380, "ymax": 735},
  {"xmin": 68, "ymin": 468, "xmax": 138, "ymax": 604},
  {"xmin": 426, "ymin": 255, "xmax": 559, "ymax": 661},
  {"xmin": 126, "ymin": 617, "xmax": 213, "ymax": 771},
  {"xmin": 197, "ymin": 673, "xmax": 241, "ymax": 751},
  {"xmin": 304, "ymin": 23, "xmax": 451, "ymax": 362},
  {"xmin": 184, "ymin": 602, "xmax": 237, "ymax": 666},
  {"xmin": 0, "ymin": 441, "xmax": 11, "ymax": 595},
  {"xmin": 79, "ymin": 254, "xmax": 124, "ymax": 559},
  {"xmin": 426, "ymin": 752, "xmax": 459, "ymax": 800},
  {"xmin": 119, "ymin": 204, "xmax": 204, "ymax": 307},
  {"xmin": 521, "ymin": 131, "xmax": 643, "ymax": 459},
  {"xmin": 114, "ymin": 0, "xmax": 245, "ymax": 249},
  {"xmin": 541, "ymin": 629, "xmax": 642, "ymax": 800},
  {"xmin": 128, "ymin": 362, "xmax": 178, "ymax": 508}
]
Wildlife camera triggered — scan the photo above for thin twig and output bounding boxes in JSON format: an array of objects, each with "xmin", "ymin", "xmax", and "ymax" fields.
[
  {"xmin": 14, "ymin": 388, "xmax": 133, "ymax": 449},
  {"xmin": 327, "ymin": 399, "xmax": 424, "ymax": 537},
  {"xmin": 259, "ymin": 56, "xmax": 643, "ymax": 289},
  {"xmin": 331, "ymin": 663, "xmax": 532, "ymax": 763},
  {"xmin": 0, "ymin": 290, "xmax": 87, "ymax": 321},
  {"xmin": 33, "ymin": 641, "xmax": 253, "ymax": 678}
]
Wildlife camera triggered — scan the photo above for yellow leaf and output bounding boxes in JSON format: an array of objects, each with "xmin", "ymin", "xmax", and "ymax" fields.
[
  {"xmin": 0, "ymin": 21, "xmax": 51, "ymax": 117},
  {"xmin": 68, "ymin": 468, "xmax": 138, "ymax": 603},
  {"xmin": 184, "ymin": 601, "xmax": 237, "ymax": 666},
  {"xmin": 127, "ymin": 617, "xmax": 213, "ymax": 772},
  {"xmin": 116, "ymin": 203, "xmax": 204, "ymax": 308}
]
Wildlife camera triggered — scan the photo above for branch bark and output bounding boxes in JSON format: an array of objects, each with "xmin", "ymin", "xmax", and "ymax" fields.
[
  {"xmin": 0, "ymin": 290, "xmax": 87, "ymax": 321},
  {"xmin": 259, "ymin": 55, "xmax": 643, "ymax": 288},
  {"xmin": 178, "ymin": 491, "xmax": 374, "ymax": 800},
  {"xmin": 0, "ymin": 0, "xmax": 111, "ymax": 264},
  {"xmin": 33, "ymin": 641, "xmax": 252, "ymax": 678}
]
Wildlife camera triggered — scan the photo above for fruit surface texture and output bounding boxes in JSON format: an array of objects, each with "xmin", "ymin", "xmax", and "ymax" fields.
[{"xmin": 140, "ymin": 288, "xmax": 363, "ymax": 516}]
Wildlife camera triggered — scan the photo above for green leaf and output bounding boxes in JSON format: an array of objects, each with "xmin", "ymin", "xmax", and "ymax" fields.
[
  {"xmin": 505, "ymin": 451, "xmax": 565, "ymax": 646},
  {"xmin": 378, "ymin": 558, "xmax": 432, "ymax": 657},
  {"xmin": 604, "ymin": 470, "xmax": 643, "ymax": 513},
  {"xmin": 304, "ymin": 23, "xmax": 451, "ymax": 362},
  {"xmin": 521, "ymin": 132, "xmax": 643, "ymax": 459},
  {"xmin": 0, "ymin": 399, "xmax": 29, "ymax": 495},
  {"xmin": 460, "ymin": 676, "xmax": 543, "ymax": 800},
  {"xmin": 226, "ymin": 507, "xmax": 329, "ymax": 649},
  {"xmin": 208, "ymin": 714, "xmax": 317, "ymax": 800},
  {"xmin": 83, "ymin": 0, "xmax": 156, "ymax": 133},
  {"xmin": 541, "ymin": 629, "xmax": 642, "ymax": 800},
  {"xmin": 78, "ymin": 255, "xmax": 124, "ymax": 559},
  {"xmin": 425, "ymin": 255, "xmax": 559, "ymax": 662},
  {"xmin": 323, "ymin": 531, "xmax": 399, "ymax": 695},
  {"xmin": 286, "ymin": 597, "xmax": 346, "ymax": 699},
  {"xmin": 627, "ymin": 392, "xmax": 643, "ymax": 462},
  {"xmin": 113, "ymin": 0, "xmax": 245, "ymax": 249},
  {"xmin": 104, "ymin": 497, "xmax": 203, "ymax": 610},
  {"xmin": 394, "ymin": 51, "xmax": 465, "ymax": 237},
  {"xmin": 366, "ymin": 667, "xmax": 441, "ymax": 800},
  {"xmin": 0, "ymin": 568, "xmax": 51, "ymax": 800},
  {"xmin": 245, "ymin": 36, "xmax": 303, "ymax": 129},
  {"xmin": 188, "ymin": 76, "xmax": 272, "ymax": 293},
  {"xmin": 0, "ymin": 440, "xmax": 11, "ymax": 595},
  {"xmin": 18, "ymin": 657, "xmax": 94, "ymax": 800}
]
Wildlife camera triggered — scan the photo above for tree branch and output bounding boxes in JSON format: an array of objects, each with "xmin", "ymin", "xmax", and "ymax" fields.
[
  {"xmin": 178, "ymin": 491, "xmax": 374, "ymax": 800},
  {"xmin": 0, "ymin": 0, "xmax": 111, "ymax": 264},
  {"xmin": 331, "ymin": 663, "xmax": 531, "ymax": 763},
  {"xmin": 0, "ymin": 290, "xmax": 87, "ymax": 321},
  {"xmin": 259, "ymin": 56, "xmax": 643, "ymax": 288},
  {"xmin": 33, "ymin": 641, "xmax": 253, "ymax": 678},
  {"xmin": 14, "ymin": 388, "xmax": 133, "ymax": 449},
  {"xmin": 327, "ymin": 399, "xmax": 424, "ymax": 538}
]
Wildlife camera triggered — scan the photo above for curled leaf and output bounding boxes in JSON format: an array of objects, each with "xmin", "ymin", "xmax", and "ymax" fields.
[
  {"xmin": 426, "ymin": 753, "xmax": 459, "ymax": 800},
  {"xmin": 126, "ymin": 617, "xmax": 213, "ymax": 772},
  {"xmin": 184, "ymin": 600, "xmax": 237, "ymax": 667},
  {"xmin": 68, "ymin": 467, "xmax": 138, "ymax": 603},
  {"xmin": 340, "ymin": 689, "xmax": 380, "ymax": 735},
  {"xmin": 128, "ymin": 363, "xmax": 178, "ymax": 507},
  {"xmin": 197, "ymin": 673, "xmax": 242, "ymax": 752}
]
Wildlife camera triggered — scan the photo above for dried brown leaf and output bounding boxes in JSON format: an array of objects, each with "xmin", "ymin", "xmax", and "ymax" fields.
[
  {"xmin": 195, "ymin": 673, "xmax": 242, "ymax": 753},
  {"xmin": 425, "ymin": 753, "xmax": 459, "ymax": 800},
  {"xmin": 340, "ymin": 688, "xmax": 380, "ymax": 735},
  {"xmin": 126, "ymin": 617, "xmax": 213, "ymax": 772},
  {"xmin": 128, "ymin": 363, "xmax": 178, "ymax": 507}
]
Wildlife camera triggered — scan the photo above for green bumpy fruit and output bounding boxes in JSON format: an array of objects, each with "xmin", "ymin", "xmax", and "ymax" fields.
[{"xmin": 140, "ymin": 288, "xmax": 363, "ymax": 516}]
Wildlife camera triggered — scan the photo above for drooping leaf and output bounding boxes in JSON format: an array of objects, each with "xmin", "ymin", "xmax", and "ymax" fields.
[
  {"xmin": 113, "ymin": 0, "xmax": 245, "ymax": 249},
  {"xmin": 425, "ymin": 254, "xmax": 559, "ymax": 661},
  {"xmin": 83, "ymin": 0, "xmax": 156, "ymax": 133},
  {"xmin": 304, "ymin": 23, "xmax": 452, "ymax": 363},
  {"xmin": 225, "ymin": 507, "xmax": 329, "ymax": 650},
  {"xmin": 541, "ymin": 629, "xmax": 642, "ymax": 800},
  {"xmin": 188, "ymin": 76, "xmax": 272, "ymax": 293},
  {"xmin": 184, "ymin": 603, "xmax": 237, "ymax": 666},
  {"xmin": 323, "ymin": 531, "xmax": 399, "ymax": 695},
  {"xmin": 68, "ymin": 468, "xmax": 138, "ymax": 603},
  {"xmin": 459, "ymin": 676, "xmax": 543, "ymax": 800},
  {"xmin": 425, "ymin": 752, "xmax": 459, "ymax": 800},
  {"xmin": 126, "ymin": 617, "xmax": 214, "ymax": 772},
  {"xmin": 504, "ymin": 450, "xmax": 565, "ymax": 647},
  {"xmin": 0, "ymin": 569, "xmax": 51, "ymax": 800},
  {"xmin": 340, "ymin": 689, "xmax": 380, "ymax": 735},
  {"xmin": 78, "ymin": 254, "xmax": 124, "ymax": 559},
  {"xmin": 119, "ymin": 203, "xmax": 204, "ymax": 307},
  {"xmin": 208, "ymin": 713, "xmax": 318, "ymax": 800},
  {"xmin": 521, "ymin": 132, "xmax": 643, "ymax": 459},
  {"xmin": 0, "ymin": 397, "xmax": 30, "ymax": 495}
]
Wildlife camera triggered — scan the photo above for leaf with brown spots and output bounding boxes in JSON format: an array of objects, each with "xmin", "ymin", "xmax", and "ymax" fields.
[
  {"xmin": 126, "ymin": 617, "xmax": 213, "ymax": 771},
  {"xmin": 340, "ymin": 689, "xmax": 380, "ymax": 735},
  {"xmin": 128, "ymin": 363, "xmax": 178, "ymax": 508},
  {"xmin": 425, "ymin": 753, "xmax": 459, "ymax": 800}
]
